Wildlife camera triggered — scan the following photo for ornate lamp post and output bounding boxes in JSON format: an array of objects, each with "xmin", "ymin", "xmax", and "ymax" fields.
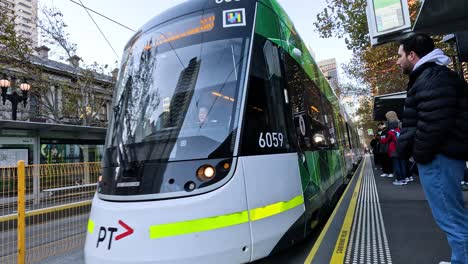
[{"xmin": 0, "ymin": 75, "xmax": 31, "ymax": 120}]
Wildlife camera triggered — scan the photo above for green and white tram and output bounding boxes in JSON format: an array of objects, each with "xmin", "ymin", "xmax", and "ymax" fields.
[{"xmin": 85, "ymin": 0, "xmax": 362, "ymax": 263}]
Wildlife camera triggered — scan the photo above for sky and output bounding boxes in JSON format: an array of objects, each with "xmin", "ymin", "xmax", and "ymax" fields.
[{"xmin": 39, "ymin": 0, "xmax": 354, "ymax": 78}]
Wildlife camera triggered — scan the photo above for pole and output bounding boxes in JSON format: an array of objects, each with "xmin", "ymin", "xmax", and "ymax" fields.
[
  {"xmin": 17, "ymin": 160, "xmax": 26, "ymax": 264},
  {"xmin": 451, "ymin": 40, "xmax": 466, "ymax": 81},
  {"xmin": 11, "ymin": 99, "xmax": 18, "ymax": 120}
]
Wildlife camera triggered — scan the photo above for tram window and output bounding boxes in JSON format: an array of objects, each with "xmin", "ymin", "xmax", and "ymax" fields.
[
  {"xmin": 339, "ymin": 115, "xmax": 348, "ymax": 148},
  {"xmin": 107, "ymin": 7, "xmax": 253, "ymax": 163},
  {"xmin": 240, "ymin": 35, "xmax": 293, "ymax": 155},
  {"xmin": 283, "ymin": 48, "xmax": 330, "ymax": 151},
  {"xmin": 320, "ymin": 98, "xmax": 338, "ymax": 149},
  {"xmin": 346, "ymin": 122, "xmax": 353, "ymax": 148}
]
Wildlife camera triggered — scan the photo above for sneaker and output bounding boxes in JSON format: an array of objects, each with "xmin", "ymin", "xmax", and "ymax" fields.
[
  {"xmin": 380, "ymin": 173, "xmax": 388, "ymax": 177},
  {"xmin": 387, "ymin": 174, "xmax": 394, "ymax": 178},
  {"xmin": 393, "ymin": 180, "xmax": 407, "ymax": 186},
  {"xmin": 462, "ymin": 184, "xmax": 468, "ymax": 191},
  {"xmin": 405, "ymin": 177, "xmax": 414, "ymax": 182},
  {"xmin": 438, "ymin": 262, "xmax": 451, "ymax": 264}
]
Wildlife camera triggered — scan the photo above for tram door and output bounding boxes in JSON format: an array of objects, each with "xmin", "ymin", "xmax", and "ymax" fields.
[
  {"xmin": 240, "ymin": 3, "xmax": 304, "ymax": 260},
  {"xmin": 279, "ymin": 21, "xmax": 327, "ymax": 195}
]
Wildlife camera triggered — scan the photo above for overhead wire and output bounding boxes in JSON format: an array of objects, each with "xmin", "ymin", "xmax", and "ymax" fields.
[
  {"xmin": 76, "ymin": 0, "xmax": 121, "ymax": 61},
  {"xmin": 67, "ymin": 0, "xmax": 136, "ymax": 32}
]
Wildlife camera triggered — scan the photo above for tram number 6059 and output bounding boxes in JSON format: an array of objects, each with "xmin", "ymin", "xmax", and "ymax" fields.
[{"xmin": 259, "ymin": 132, "xmax": 284, "ymax": 148}]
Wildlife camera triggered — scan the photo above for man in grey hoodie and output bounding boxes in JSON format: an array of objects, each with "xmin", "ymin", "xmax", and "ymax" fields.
[{"xmin": 396, "ymin": 33, "xmax": 468, "ymax": 264}]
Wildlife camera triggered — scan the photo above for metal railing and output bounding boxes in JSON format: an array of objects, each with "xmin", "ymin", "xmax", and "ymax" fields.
[{"xmin": 0, "ymin": 161, "xmax": 100, "ymax": 263}]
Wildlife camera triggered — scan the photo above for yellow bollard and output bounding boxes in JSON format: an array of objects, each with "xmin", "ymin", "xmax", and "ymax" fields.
[{"xmin": 17, "ymin": 160, "xmax": 26, "ymax": 264}]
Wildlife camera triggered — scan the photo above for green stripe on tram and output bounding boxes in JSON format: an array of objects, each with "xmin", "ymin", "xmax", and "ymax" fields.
[
  {"xmin": 88, "ymin": 219, "xmax": 95, "ymax": 234},
  {"xmin": 150, "ymin": 211, "xmax": 250, "ymax": 240},
  {"xmin": 149, "ymin": 195, "xmax": 304, "ymax": 240},
  {"xmin": 249, "ymin": 195, "xmax": 304, "ymax": 221}
]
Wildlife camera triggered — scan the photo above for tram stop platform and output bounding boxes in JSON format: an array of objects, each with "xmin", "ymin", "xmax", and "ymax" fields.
[{"xmin": 305, "ymin": 155, "xmax": 468, "ymax": 264}]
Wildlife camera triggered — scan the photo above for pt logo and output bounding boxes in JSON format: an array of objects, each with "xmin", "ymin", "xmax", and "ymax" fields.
[{"xmin": 96, "ymin": 220, "xmax": 134, "ymax": 250}]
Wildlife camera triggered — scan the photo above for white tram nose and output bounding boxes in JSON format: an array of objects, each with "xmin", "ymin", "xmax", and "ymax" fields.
[
  {"xmin": 84, "ymin": 154, "xmax": 305, "ymax": 264},
  {"xmin": 84, "ymin": 162, "xmax": 252, "ymax": 264}
]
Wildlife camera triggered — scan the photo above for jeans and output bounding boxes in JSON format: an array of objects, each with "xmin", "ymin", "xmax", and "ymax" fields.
[
  {"xmin": 418, "ymin": 155, "xmax": 468, "ymax": 264},
  {"xmin": 381, "ymin": 155, "xmax": 393, "ymax": 174},
  {"xmin": 392, "ymin": 158, "xmax": 408, "ymax": 181}
]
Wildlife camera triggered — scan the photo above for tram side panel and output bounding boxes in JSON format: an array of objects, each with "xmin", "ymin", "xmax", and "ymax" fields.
[
  {"xmin": 268, "ymin": 0, "xmax": 348, "ymax": 207},
  {"xmin": 239, "ymin": 7, "xmax": 306, "ymax": 259},
  {"xmin": 238, "ymin": 2, "xmax": 354, "ymax": 260}
]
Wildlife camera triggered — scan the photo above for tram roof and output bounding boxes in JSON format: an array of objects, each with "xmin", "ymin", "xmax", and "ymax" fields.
[
  {"xmin": 140, "ymin": 0, "xmax": 218, "ymax": 33},
  {"xmin": 137, "ymin": 0, "xmax": 285, "ymax": 33}
]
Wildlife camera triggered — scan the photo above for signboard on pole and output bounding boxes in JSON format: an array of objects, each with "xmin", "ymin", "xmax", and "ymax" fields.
[
  {"xmin": 366, "ymin": 0, "xmax": 412, "ymax": 46},
  {"xmin": 0, "ymin": 149, "xmax": 28, "ymax": 167}
]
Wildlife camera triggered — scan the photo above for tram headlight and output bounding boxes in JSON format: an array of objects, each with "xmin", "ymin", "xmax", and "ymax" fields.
[
  {"xmin": 313, "ymin": 134, "xmax": 325, "ymax": 144},
  {"xmin": 197, "ymin": 165, "xmax": 216, "ymax": 181}
]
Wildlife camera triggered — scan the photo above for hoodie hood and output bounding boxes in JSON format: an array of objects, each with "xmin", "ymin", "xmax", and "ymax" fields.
[
  {"xmin": 387, "ymin": 120, "xmax": 400, "ymax": 130},
  {"xmin": 413, "ymin": 48, "xmax": 451, "ymax": 71}
]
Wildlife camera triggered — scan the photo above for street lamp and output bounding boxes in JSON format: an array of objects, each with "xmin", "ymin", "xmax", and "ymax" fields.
[{"xmin": 0, "ymin": 75, "xmax": 31, "ymax": 120}]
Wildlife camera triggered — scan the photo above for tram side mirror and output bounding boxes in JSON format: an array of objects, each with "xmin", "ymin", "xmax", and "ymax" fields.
[{"xmin": 292, "ymin": 48, "xmax": 302, "ymax": 58}]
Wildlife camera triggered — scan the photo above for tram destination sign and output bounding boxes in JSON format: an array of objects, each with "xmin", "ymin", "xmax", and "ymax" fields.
[{"xmin": 366, "ymin": 0, "xmax": 411, "ymax": 46}]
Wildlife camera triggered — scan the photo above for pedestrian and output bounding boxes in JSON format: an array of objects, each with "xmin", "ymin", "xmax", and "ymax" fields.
[
  {"xmin": 381, "ymin": 111, "xmax": 412, "ymax": 185},
  {"xmin": 385, "ymin": 111, "xmax": 414, "ymax": 184},
  {"xmin": 370, "ymin": 134, "xmax": 379, "ymax": 167},
  {"xmin": 396, "ymin": 33, "xmax": 468, "ymax": 264},
  {"xmin": 462, "ymin": 163, "xmax": 468, "ymax": 191},
  {"xmin": 378, "ymin": 122, "xmax": 393, "ymax": 178}
]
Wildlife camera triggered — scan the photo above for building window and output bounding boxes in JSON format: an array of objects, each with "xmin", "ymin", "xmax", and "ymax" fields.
[
  {"xmin": 100, "ymin": 104, "xmax": 108, "ymax": 121},
  {"xmin": 20, "ymin": 9, "xmax": 32, "ymax": 15},
  {"xmin": 29, "ymin": 95, "xmax": 39, "ymax": 117},
  {"xmin": 18, "ymin": 2, "xmax": 31, "ymax": 8}
]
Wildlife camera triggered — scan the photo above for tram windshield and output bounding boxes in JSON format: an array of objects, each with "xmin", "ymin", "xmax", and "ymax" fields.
[{"xmin": 105, "ymin": 11, "xmax": 251, "ymax": 165}]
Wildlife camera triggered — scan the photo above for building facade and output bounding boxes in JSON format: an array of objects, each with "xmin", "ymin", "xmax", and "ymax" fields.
[
  {"xmin": 0, "ymin": 0, "xmax": 38, "ymax": 46},
  {"xmin": 0, "ymin": 47, "xmax": 115, "ymax": 165},
  {"xmin": 1, "ymin": 46, "xmax": 115, "ymax": 124},
  {"xmin": 318, "ymin": 58, "xmax": 339, "ymax": 94}
]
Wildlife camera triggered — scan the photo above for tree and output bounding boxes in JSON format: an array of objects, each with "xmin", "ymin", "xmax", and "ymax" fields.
[
  {"xmin": 0, "ymin": 6, "xmax": 113, "ymax": 126},
  {"xmin": 343, "ymin": 44, "xmax": 408, "ymax": 95},
  {"xmin": 0, "ymin": 8, "xmax": 48, "ymax": 120},
  {"xmin": 313, "ymin": 0, "xmax": 439, "ymax": 145},
  {"xmin": 315, "ymin": 0, "xmax": 423, "ymax": 95},
  {"xmin": 0, "ymin": 7, "xmax": 34, "ymax": 65},
  {"xmin": 38, "ymin": 7, "xmax": 114, "ymax": 126},
  {"xmin": 313, "ymin": 0, "xmax": 369, "ymax": 53}
]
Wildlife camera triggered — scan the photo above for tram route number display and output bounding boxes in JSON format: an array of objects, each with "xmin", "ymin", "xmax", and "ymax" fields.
[{"xmin": 258, "ymin": 132, "xmax": 284, "ymax": 148}]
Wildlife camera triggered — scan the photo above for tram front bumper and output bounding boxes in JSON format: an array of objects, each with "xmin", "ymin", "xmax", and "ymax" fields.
[{"xmin": 84, "ymin": 166, "xmax": 252, "ymax": 264}]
